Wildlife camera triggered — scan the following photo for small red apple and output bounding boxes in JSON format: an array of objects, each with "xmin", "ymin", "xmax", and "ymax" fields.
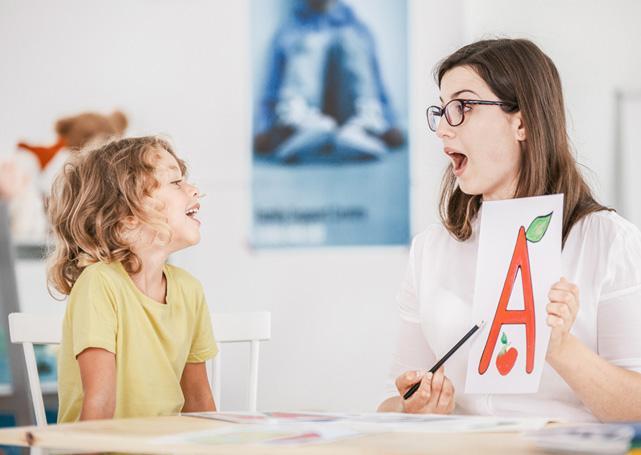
[{"xmin": 496, "ymin": 347, "xmax": 518, "ymax": 376}]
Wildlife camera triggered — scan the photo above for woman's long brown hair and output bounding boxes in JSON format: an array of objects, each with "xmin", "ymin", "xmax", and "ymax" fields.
[{"xmin": 436, "ymin": 39, "xmax": 609, "ymax": 245}]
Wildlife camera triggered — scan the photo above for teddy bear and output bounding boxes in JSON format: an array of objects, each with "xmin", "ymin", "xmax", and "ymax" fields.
[
  {"xmin": 3, "ymin": 110, "xmax": 127, "ymax": 242},
  {"xmin": 17, "ymin": 110, "xmax": 128, "ymax": 169}
]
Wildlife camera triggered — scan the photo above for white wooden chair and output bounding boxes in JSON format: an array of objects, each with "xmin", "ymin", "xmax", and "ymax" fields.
[
  {"xmin": 8, "ymin": 313, "xmax": 63, "ymax": 426},
  {"xmin": 8, "ymin": 311, "xmax": 271, "ymax": 426},
  {"xmin": 208, "ymin": 311, "xmax": 271, "ymax": 412}
]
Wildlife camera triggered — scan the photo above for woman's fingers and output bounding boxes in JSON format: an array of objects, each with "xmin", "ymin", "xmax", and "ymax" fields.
[
  {"xmin": 547, "ymin": 314, "xmax": 564, "ymax": 327},
  {"xmin": 395, "ymin": 370, "xmax": 424, "ymax": 395},
  {"xmin": 550, "ymin": 278, "xmax": 579, "ymax": 307},
  {"xmin": 546, "ymin": 302, "xmax": 571, "ymax": 319},
  {"xmin": 404, "ymin": 372, "xmax": 432, "ymax": 413},
  {"xmin": 424, "ymin": 368, "xmax": 444, "ymax": 410},
  {"xmin": 398, "ymin": 368, "xmax": 456, "ymax": 414},
  {"xmin": 435, "ymin": 377, "xmax": 455, "ymax": 413}
]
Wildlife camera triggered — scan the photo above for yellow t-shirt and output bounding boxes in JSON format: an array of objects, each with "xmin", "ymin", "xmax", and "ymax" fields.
[{"xmin": 57, "ymin": 261, "xmax": 218, "ymax": 423}]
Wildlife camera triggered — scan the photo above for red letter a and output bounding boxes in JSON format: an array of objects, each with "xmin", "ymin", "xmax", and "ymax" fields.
[{"xmin": 478, "ymin": 226, "xmax": 536, "ymax": 375}]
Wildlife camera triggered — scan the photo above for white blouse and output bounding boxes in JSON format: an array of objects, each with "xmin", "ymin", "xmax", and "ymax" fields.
[{"xmin": 387, "ymin": 209, "xmax": 641, "ymax": 421}]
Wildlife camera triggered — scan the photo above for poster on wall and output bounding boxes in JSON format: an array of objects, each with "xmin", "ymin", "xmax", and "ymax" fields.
[{"xmin": 250, "ymin": 0, "xmax": 409, "ymax": 247}]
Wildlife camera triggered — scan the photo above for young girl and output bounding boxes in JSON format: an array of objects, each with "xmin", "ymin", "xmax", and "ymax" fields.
[
  {"xmin": 48, "ymin": 136, "xmax": 218, "ymax": 423},
  {"xmin": 378, "ymin": 39, "xmax": 641, "ymax": 421}
]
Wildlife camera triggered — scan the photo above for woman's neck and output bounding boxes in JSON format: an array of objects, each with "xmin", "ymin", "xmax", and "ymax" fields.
[{"xmin": 482, "ymin": 178, "xmax": 518, "ymax": 202}]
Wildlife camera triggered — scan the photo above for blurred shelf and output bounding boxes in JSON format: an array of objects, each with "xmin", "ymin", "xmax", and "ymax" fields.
[
  {"xmin": 0, "ymin": 381, "xmax": 57, "ymax": 396},
  {"xmin": 15, "ymin": 243, "xmax": 47, "ymax": 260},
  {"xmin": 15, "ymin": 243, "xmax": 47, "ymax": 261},
  {"xmin": 42, "ymin": 381, "xmax": 57, "ymax": 394}
]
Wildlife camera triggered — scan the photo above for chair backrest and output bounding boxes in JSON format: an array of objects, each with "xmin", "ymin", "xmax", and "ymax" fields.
[
  {"xmin": 8, "ymin": 312, "xmax": 63, "ymax": 426},
  {"xmin": 208, "ymin": 311, "xmax": 271, "ymax": 412},
  {"xmin": 8, "ymin": 311, "xmax": 271, "ymax": 426}
]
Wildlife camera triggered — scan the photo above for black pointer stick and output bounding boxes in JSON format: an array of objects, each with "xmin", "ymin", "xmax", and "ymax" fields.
[{"xmin": 403, "ymin": 321, "xmax": 485, "ymax": 400}]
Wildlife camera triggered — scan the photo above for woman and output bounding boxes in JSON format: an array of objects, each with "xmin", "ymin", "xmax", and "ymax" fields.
[{"xmin": 378, "ymin": 39, "xmax": 641, "ymax": 422}]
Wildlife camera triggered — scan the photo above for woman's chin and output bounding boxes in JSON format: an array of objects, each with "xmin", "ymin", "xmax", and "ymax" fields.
[{"xmin": 456, "ymin": 179, "xmax": 482, "ymax": 197}]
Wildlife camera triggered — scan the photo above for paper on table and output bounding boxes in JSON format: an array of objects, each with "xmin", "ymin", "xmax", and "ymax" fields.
[
  {"xmin": 183, "ymin": 411, "xmax": 343, "ymax": 424},
  {"xmin": 344, "ymin": 413, "xmax": 549, "ymax": 433},
  {"xmin": 153, "ymin": 422, "xmax": 360, "ymax": 446},
  {"xmin": 525, "ymin": 424, "xmax": 635, "ymax": 454},
  {"xmin": 183, "ymin": 412, "xmax": 549, "ymax": 436}
]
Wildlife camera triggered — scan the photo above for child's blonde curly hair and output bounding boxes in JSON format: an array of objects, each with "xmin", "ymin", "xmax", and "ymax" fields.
[{"xmin": 47, "ymin": 136, "xmax": 186, "ymax": 295}]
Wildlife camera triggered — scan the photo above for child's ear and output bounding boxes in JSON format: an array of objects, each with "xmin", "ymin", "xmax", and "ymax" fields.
[
  {"xmin": 118, "ymin": 216, "xmax": 141, "ymax": 241},
  {"xmin": 512, "ymin": 112, "xmax": 526, "ymax": 142},
  {"xmin": 121, "ymin": 216, "xmax": 139, "ymax": 229}
]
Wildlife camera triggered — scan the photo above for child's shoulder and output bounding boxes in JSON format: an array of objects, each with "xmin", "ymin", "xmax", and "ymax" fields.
[
  {"xmin": 164, "ymin": 263, "xmax": 204, "ymax": 293},
  {"xmin": 75, "ymin": 261, "xmax": 123, "ymax": 285},
  {"xmin": 68, "ymin": 261, "xmax": 125, "ymax": 301}
]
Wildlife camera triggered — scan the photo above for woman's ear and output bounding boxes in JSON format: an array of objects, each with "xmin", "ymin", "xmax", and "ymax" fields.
[{"xmin": 512, "ymin": 112, "xmax": 526, "ymax": 142}]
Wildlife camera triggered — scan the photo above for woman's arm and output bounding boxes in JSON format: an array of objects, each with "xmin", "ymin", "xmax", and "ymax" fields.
[
  {"xmin": 548, "ymin": 334, "xmax": 641, "ymax": 421},
  {"xmin": 546, "ymin": 278, "xmax": 641, "ymax": 421},
  {"xmin": 77, "ymin": 348, "xmax": 116, "ymax": 420},
  {"xmin": 180, "ymin": 362, "xmax": 216, "ymax": 413}
]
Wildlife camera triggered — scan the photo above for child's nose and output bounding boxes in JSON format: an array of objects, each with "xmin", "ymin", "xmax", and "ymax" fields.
[{"xmin": 185, "ymin": 182, "xmax": 199, "ymax": 197}]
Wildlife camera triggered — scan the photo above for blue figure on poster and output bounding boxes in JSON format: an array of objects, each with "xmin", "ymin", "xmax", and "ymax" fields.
[{"xmin": 254, "ymin": 0, "xmax": 404, "ymax": 164}]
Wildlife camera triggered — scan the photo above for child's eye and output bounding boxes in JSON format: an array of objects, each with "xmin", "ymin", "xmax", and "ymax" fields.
[{"xmin": 171, "ymin": 180, "xmax": 183, "ymax": 187}]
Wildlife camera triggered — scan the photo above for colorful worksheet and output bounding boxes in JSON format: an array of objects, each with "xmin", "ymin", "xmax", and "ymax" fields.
[{"xmin": 465, "ymin": 194, "xmax": 563, "ymax": 394}]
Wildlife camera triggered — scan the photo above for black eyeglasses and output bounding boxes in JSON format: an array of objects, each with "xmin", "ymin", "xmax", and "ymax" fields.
[{"xmin": 426, "ymin": 99, "xmax": 517, "ymax": 132}]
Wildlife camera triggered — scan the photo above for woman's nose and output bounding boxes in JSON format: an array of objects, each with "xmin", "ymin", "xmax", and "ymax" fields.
[{"xmin": 435, "ymin": 117, "xmax": 455, "ymax": 139}]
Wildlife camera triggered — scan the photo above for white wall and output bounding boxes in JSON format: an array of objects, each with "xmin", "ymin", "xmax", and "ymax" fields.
[
  {"xmin": 3, "ymin": 0, "xmax": 638, "ymax": 413},
  {"xmin": 0, "ymin": 0, "xmax": 462, "ymax": 412},
  {"xmin": 463, "ymin": 0, "xmax": 641, "ymax": 209}
]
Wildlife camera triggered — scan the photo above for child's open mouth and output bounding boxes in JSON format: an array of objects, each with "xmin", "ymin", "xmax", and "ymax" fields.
[{"xmin": 185, "ymin": 204, "xmax": 201, "ymax": 224}]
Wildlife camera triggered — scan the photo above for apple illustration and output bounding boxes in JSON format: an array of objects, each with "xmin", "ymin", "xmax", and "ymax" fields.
[{"xmin": 496, "ymin": 332, "xmax": 518, "ymax": 376}]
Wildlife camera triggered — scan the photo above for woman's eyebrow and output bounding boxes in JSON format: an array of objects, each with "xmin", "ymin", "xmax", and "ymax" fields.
[{"xmin": 439, "ymin": 89, "xmax": 480, "ymax": 102}]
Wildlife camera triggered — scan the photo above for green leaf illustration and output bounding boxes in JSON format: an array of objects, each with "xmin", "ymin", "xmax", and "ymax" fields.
[
  {"xmin": 501, "ymin": 332, "xmax": 508, "ymax": 345},
  {"xmin": 526, "ymin": 212, "xmax": 553, "ymax": 243}
]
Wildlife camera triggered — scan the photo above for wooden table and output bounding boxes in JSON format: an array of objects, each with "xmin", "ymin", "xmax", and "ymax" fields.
[{"xmin": 0, "ymin": 415, "xmax": 548, "ymax": 454}]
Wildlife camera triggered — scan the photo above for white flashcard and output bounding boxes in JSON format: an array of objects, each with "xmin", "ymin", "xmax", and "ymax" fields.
[{"xmin": 465, "ymin": 194, "xmax": 563, "ymax": 394}]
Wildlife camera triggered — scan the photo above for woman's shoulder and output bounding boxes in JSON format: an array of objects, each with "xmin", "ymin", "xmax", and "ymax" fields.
[
  {"xmin": 572, "ymin": 209, "xmax": 641, "ymax": 244},
  {"xmin": 410, "ymin": 222, "xmax": 457, "ymax": 252},
  {"xmin": 575, "ymin": 210, "xmax": 641, "ymax": 296}
]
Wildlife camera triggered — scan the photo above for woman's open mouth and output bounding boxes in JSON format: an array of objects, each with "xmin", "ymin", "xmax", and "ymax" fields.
[{"xmin": 445, "ymin": 148, "xmax": 468, "ymax": 177}]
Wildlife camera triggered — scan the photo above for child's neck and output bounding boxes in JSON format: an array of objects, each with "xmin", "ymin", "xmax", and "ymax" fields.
[{"xmin": 129, "ymin": 247, "xmax": 169, "ymax": 304}]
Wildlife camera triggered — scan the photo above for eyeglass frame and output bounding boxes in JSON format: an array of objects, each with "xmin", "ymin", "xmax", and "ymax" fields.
[{"xmin": 426, "ymin": 99, "xmax": 518, "ymax": 132}]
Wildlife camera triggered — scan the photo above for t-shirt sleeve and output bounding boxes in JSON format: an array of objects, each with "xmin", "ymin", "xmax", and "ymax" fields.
[
  {"xmin": 68, "ymin": 269, "xmax": 118, "ymax": 357},
  {"xmin": 187, "ymin": 286, "xmax": 218, "ymax": 363},
  {"xmin": 597, "ymin": 223, "xmax": 641, "ymax": 373},
  {"xmin": 384, "ymin": 233, "xmax": 437, "ymax": 399}
]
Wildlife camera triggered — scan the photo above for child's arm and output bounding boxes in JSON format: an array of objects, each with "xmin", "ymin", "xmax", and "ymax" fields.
[
  {"xmin": 77, "ymin": 348, "xmax": 116, "ymax": 420},
  {"xmin": 180, "ymin": 362, "xmax": 216, "ymax": 412}
]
